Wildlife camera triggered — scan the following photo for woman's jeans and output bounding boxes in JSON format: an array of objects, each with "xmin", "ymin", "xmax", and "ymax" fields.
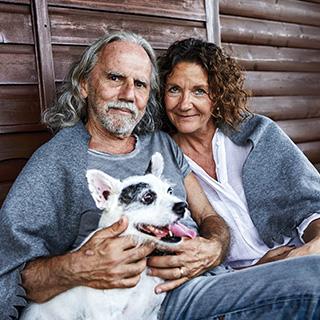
[{"xmin": 160, "ymin": 255, "xmax": 320, "ymax": 319}]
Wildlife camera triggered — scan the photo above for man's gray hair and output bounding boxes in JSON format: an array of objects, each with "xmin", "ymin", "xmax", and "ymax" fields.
[{"xmin": 43, "ymin": 31, "xmax": 161, "ymax": 134}]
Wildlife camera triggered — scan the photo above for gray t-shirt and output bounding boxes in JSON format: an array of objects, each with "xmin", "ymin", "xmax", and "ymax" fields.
[{"xmin": 72, "ymin": 130, "xmax": 195, "ymax": 248}]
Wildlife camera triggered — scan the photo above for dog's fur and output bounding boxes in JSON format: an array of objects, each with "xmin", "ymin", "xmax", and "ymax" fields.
[{"xmin": 21, "ymin": 153, "xmax": 195, "ymax": 320}]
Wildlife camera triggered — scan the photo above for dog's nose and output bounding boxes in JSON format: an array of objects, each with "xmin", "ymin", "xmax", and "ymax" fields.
[{"xmin": 173, "ymin": 202, "xmax": 187, "ymax": 217}]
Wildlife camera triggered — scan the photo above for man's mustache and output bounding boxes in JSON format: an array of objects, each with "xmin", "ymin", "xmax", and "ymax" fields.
[{"xmin": 106, "ymin": 101, "xmax": 139, "ymax": 118}]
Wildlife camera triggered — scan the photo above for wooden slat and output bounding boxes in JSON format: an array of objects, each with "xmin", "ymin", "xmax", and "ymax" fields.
[
  {"xmin": 223, "ymin": 43, "xmax": 320, "ymax": 72},
  {"xmin": 220, "ymin": 15, "xmax": 320, "ymax": 49},
  {"xmin": 0, "ymin": 3, "xmax": 34, "ymax": 44},
  {"xmin": 32, "ymin": 0, "xmax": 56, "ymax": 112},
  {"xmin": 297, "ymin": 141, "xmax": 320, "ymax": 164},
  {"xmin": 0, "ymin": 158, "xmax": 27, "ymax": 182},
  {"xmin": 48, "ymin": 0, "xmax": 206, "ymax": 21},
  {"xmin": 277, "ymin": 118, "xmax": 320, "ymax": 143},
  {"xmin": 0, "ymin": 181, "xmax": 12, "ymax": 207},
  {"xmin": 249, "ymin": 96, "xmax": 320, "ymax": 120},
  {"xmin": 245, "ymin": 71, "xmax": 320, "ymax": 96},
  {"xmin": 0, "ymin": 0, "xmax": 30, "ymax": 3},
  {"xmin": 52, "ymin": 45, "xmax": 85, "ymax": 81},
  {"xmin": 0, "ymin": 44, "xmax": 38, "ymax": 84},
  {"xmin": 0, "ymin": 85, "xmax": 40, "ymax": 126},
  {"xmin": 0, "ymin": 131, "xmax": 51, "ymax": 161},
  {"xmin": 49, "ymin": 7, "xmax": 206, "ymax": 49},
  {"xmin": 220, "ymin": 0, "xmax": 320, "ymax": 27}
]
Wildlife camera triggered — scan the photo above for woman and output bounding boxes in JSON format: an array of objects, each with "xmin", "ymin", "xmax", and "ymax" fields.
[{"xmin": 157, "ymin": 38, "xmax": 320, "ymax": 269}]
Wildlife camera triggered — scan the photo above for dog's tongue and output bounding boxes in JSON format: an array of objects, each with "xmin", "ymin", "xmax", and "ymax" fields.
[{"xmin": 169, "ymin": 222, "xmax": 197, "ymax": 239}]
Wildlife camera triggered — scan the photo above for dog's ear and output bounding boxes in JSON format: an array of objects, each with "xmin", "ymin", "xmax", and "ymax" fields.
[
  {"xmin": 145, "ymin": 152, "xmax": 164, "ymax": 178},
  {"xmin": 86, "ymin": 169, "xmax": 121, "ymax": 210}
]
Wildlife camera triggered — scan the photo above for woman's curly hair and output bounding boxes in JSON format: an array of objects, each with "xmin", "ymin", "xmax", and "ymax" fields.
[{"xmin": 158, "ymin": 38, "xmax": 250, "ymax": 131}]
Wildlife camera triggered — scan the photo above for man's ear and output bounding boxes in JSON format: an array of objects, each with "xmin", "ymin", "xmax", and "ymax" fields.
[
  {"xmin": 86, "ymin": 169, "xmax": 121, "ymax": 209},
  {"xmin": 80, "ymin": 78, "xmax": 88, "ymax": 99}
]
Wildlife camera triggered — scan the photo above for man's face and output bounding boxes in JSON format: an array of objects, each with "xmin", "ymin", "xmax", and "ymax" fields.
[{"xmin": 81, "ymin": 41, "xmax": 152, "ymax": 137}]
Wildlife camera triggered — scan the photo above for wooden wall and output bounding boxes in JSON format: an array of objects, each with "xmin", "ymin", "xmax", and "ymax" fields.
[
  {"xmin": 0, "ymin": 0, "xmax": 215, "ymax": 206},
  {"xmin": 1, "ymin": 0, "xmax": 320, "ymax": 206},
  {"xmin": 219, "ymin": 0, "xmax": 320, "ymax": 170}
]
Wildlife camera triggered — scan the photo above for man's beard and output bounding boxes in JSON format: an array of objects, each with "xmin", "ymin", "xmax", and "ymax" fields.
[{"xmin": 94, "ymin": 101, "xmax": 144, "ymax": 137}]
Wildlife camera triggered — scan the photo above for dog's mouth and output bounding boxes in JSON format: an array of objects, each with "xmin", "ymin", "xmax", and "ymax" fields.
[{"xmin": 137, "ymin": 222, "xmax": 196, "ymax": 243}]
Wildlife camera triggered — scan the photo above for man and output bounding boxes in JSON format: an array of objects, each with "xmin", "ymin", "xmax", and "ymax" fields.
[
  {"xmin": 0, "ymin": 31, "xmax": 229, "ymax": 319},
  {"xmin": 0, "ymin": 32, "xmax": 319, "ymax": 320}
]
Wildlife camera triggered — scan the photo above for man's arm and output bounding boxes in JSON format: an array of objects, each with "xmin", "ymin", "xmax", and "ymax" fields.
[
  {"xmin": 22, "ymin": 217, "xmax": 155, "ymax": 303},
  {"xmin": 147, "ymin": 173, "xmax": 230, "ymax": 293}
]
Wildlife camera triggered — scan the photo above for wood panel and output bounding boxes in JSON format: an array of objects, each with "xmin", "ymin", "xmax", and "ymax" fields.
[
  {"xmin": 221, "ymin": 15, "xmax": 320, "ymax": 49},
  {"xmin": 245, "ymin": 71, "xmax": 320, "ymax": 96},
  {"xmin": 277, "ymin": 118, "xmax": 320, "ymax": 143},
  {"xmin": 220, "ymin": 0, "xmax": 320, "ymax": 27},
  {"xmin": 223, "ymin": 43, "xmax": 320, "ymax": 72},
  {"xmin": 249, "ymin": 96, "xmax": 320, "ymax": 120},
  {"xmin": 297, "ymin": 141, "xmax": 320, "ymax": 164},
  {"xmin": 0, "ymin": 2, "xmax": 34, "ymax": 44},
  {"xmin": 49, "ymin": 7, "xmax": 206, "ymax": 48},
  {"xmin": 0, "ymin": 85, "xmax": 40, "ymax": 127},
  {"xmin": 48, "ymin": 0, "xmax": 206, "ymax": 21},
  {"xmin": 0, "ymin": 131, "xmax": 51, "ymax": 162},
  {"xmin": 0, "ymin": 44, "xmax": 38, "ymax": 84}
]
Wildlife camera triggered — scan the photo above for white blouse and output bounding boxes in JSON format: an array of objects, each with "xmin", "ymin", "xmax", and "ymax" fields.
[{"xmin": 185, "ymin": 129, "xmax": 320, "ymax": 268}]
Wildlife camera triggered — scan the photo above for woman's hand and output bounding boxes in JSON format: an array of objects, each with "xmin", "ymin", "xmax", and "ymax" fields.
[
  {"xmin": 286, "ymin": 235, "xmax": 320, "ymax": 258},
  {"xmin": 255, "ymin": 245, "xmax": 295, "ymax": 265},
  {"xmin": 147, "ymin": 235, "xmax": 223, "ymax": 293}
]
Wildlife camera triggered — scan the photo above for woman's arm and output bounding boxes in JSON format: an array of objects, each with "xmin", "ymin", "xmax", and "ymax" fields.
[{"xmin": 147, "ymin": 173, "xmax": 230, "ymax": 293}]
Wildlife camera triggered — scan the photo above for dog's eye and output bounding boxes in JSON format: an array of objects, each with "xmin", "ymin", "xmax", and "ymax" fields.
[
  {"xmin": 167, "ymin": 187, "xmax": 173, "ymax": 195},
  {"xmin": 141, "ymin": 191, "xmax": 156, "ymax": 205}
]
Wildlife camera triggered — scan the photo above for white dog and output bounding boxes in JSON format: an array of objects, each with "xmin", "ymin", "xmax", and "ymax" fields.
[{"xmin": 21, "ymin": 152, "xmax": 196, "ymax": 320}]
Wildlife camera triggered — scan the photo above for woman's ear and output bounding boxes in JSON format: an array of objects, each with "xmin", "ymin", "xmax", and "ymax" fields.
[{"xmin": 80, "ymin": 79, "xmax": 88, "ymax": 98}]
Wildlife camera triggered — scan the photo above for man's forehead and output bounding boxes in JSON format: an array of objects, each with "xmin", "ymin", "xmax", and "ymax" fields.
[{"xmin": 98, "ymin": 41, "xmax": 152, "ymax": 81}]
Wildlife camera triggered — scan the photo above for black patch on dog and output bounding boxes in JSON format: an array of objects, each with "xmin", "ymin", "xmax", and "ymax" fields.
[{"xmin": 119, "ymin": 183, "xmax": 154, "ymax": 205}]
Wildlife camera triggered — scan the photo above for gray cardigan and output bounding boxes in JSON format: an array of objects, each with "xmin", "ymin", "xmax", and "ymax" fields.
[
  {"xmin": 0, "ymin": 115, "xmax": 319, "ymax": 318},
  {"xmin": 221, "ymin": 114, "xmax": 320, "ymax": 247}
]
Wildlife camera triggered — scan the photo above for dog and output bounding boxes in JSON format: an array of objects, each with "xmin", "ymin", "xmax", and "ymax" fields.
[{"xmin": 21, "ymin": 152, "xmax": 196, "ymax": 320}]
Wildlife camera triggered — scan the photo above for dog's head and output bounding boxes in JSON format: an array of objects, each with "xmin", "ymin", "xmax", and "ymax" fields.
[{"xmin": 86, "ymin": 152, "xmax": 196, "ymax": 247}]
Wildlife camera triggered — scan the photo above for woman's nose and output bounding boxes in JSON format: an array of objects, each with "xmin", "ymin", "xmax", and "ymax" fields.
[{"xmin": 179, "ymin": 92, "xmax": 192, "ymax": 110}]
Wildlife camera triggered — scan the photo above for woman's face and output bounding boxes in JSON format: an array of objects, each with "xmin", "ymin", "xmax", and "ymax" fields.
[{"xmin": 164, "ymin": 62, "xmax": 215, "ymax": 135}]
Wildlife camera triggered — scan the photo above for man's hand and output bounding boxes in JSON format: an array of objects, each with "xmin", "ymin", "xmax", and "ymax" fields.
[
  {"xmin": 147, "ymin": 235, "xmax": 222, "ymax": 294},
  {"xmin": 22, "ymin": 217, "xmax": 155, "ymax": 303}
]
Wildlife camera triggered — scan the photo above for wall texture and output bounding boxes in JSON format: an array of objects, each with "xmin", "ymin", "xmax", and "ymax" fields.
[
  {"xmin": 220, "ymin": 0, "xmax": 320, "ymax": 170},
  {"xmin": 0, "ymin": 0, "xmax": 319, "ymax": 206}
]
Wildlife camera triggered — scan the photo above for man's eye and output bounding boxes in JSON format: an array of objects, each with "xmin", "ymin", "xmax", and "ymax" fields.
[
  {"xmin": 141, "ymin": 191, "xmax": 156, "ymax": 205},
  {"xmin": 135, "ymin": 80, "xmax": 146, "ymax": 88},
  {"xmin": 167, "ymin": 187, "xmax": 173, "ymax": 195},
  {"xmin": 108, "ymin": 74, "xmax": 120, "ymax": 81}
]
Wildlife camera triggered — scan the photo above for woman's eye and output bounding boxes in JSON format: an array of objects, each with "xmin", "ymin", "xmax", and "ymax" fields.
[
  {"xmin": 167, "ymin": 86, "xmax": 180, "ymax": 94},
  {"xmin": 167, "ymin": 187, "xmax": 173, "ymax": 195},
  {"xmin": 194, "ymin": 88, "xmax": 206, "ymax": 96},
  {"xmin": 141, "ymin": 191, "xmax": 156, "ymax": 205}
]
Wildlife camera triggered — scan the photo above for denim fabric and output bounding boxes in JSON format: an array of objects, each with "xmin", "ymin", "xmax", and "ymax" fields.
[{"xmin": 160, "ymin": 256, "xmax": 320, "ymax": 320}]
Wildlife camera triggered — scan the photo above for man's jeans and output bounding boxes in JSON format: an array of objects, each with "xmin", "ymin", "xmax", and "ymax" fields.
[{"xmin": 160, "ymin": 255, "xmax": 320, "ymax": 319}]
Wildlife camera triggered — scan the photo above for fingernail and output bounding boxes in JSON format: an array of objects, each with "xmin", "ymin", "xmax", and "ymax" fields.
[{"xmin": 155, "ymin": 288, "xmax": 162, "ymax": 294}]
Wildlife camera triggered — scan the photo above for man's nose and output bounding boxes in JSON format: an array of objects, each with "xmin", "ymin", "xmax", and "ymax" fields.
[{"xmin": 119, "ymin": 80, "xmax": 135, "ymax": 102}]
